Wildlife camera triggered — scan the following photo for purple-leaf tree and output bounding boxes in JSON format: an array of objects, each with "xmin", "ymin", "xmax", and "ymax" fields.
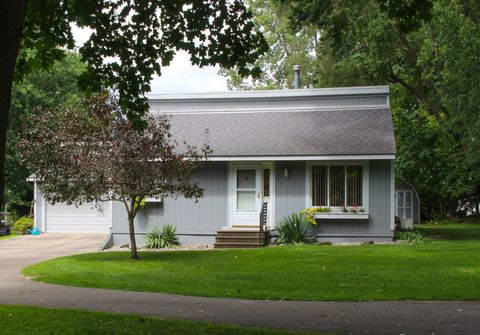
[{"xmin": 18, "ymin": 94, "xmax": 210, "ymax": 259}]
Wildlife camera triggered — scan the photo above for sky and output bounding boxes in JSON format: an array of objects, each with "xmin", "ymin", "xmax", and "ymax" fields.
[{"xmin": 72, "ymin": 26, "xmax": 229, "ymax": 94}]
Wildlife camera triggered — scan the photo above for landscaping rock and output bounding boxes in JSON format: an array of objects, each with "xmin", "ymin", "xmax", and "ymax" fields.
[{"xmin": 105, "ymin": 243, "xmax": 214, "ymax": 252}]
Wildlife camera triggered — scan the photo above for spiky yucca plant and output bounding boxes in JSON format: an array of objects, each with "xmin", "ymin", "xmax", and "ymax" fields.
[
  {"xmin": 275, "ymin": 212, "xmax": 316, "ymax": 245},
  {"xmin": 145, "ymin": 224, "xmax": 180, "ymax": 249}
]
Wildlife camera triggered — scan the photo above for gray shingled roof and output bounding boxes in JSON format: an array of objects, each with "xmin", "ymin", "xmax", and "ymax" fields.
[{"xmin": 168, "ymin": 108, "xmax": 396, "ymax": 157}]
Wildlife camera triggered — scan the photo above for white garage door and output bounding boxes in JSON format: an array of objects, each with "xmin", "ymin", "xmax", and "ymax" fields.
[{"xmin": 45, "ymin": 202, "xmax": 111, "ymax": 233}]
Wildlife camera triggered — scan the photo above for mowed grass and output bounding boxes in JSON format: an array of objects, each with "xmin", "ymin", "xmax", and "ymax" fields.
[
  {"xmin": 0, "ymin": 232, "xmax": 16, "ymax": 241},
  {"xmin": 0, "ymin": 305, "xmax": 317, "ymax": 335},
  {"xmin": 23, "ymin": 224, "xmax": 480, "ymax": 301}
]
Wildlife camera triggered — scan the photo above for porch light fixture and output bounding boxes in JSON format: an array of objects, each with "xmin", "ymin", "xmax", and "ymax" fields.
[{"xmin": 283, "ymin": 167, "xmax": 289, "ymax": 178}]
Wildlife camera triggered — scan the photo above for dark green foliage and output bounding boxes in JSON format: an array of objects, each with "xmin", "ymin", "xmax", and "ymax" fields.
[
  {"xmin": 376, "ymin": 0, "xmax": 434, "ymax": 32},
  {"xmin": 228, "ymin": 0, "xmax": 480, "ymax": 219},
  {"xmin": 6, "ymin": 52, "xmax": 85, "ymax": 213},
  {"xmin": 1, "ymin": 0, "xmax": 268, "ymax": 209},
  {"xmin": 275, "ymin": 212, "xmax": 316, "ymax": 245},
  {"xmin": 220, "ymin": 0, "xmax": 318, "ymax": 90},
  {"xmin": 5, "ymin": 209, "xmax": 19, "ymax": 226},
  {"xmin": 12, "ymin": 216, "xmax": 33, "ymax": 234},
  {"xmin": 145, "ymin": 224, "xmax": 180, "ymax": 249},
  {"xmin": 15, "ymin": 0, "xmax": 268, "ymax": 125}
]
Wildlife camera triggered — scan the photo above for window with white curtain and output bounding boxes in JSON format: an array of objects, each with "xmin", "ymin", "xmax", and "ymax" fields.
[{"xmin": 311, "ymin": 165, "xmax": 363, "ymax": 207}]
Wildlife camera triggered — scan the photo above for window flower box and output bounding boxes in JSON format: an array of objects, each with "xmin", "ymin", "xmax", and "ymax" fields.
[{"xmin": 315, "ymin": 212, "xmax": 369, "ymax": 220}]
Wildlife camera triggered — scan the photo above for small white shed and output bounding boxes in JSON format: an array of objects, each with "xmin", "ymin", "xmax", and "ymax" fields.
[{"xmin": 395, "ymin": 182, "xmax": 421, "ymax": 229}]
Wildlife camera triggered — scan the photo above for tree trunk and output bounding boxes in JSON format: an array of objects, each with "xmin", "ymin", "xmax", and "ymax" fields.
[
  {"xmin": 475, "ymin": 191, "xmax": 480, "ymax": 219},
  {"xmin": 128, "ymin": 213, "xmax": 139, "ymax": 259},
  {"xmin": 438, "ymin": 197, "xmax": 444, "ymax": 218},
  {"xmin": 0, "ymin": 0, "xmax": 28, "ymax": 209}
]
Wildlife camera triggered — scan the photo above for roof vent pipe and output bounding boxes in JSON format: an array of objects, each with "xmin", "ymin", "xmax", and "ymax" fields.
[{"xmin": 293, "ymin": 65, "xmax": 300, "ymax": 89}]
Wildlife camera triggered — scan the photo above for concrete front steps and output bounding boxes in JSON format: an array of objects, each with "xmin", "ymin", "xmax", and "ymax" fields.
[{"xmin": 214, "ymin": 229, "xmax": 270, "ymax": 249}]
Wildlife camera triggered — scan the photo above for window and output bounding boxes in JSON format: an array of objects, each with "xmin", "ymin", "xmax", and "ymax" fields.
[
  {"xmin": 311, "ymin": 165, "xmax": 363, "ymax": 207},
  {"xmin": 236, "ymin": 169, "xmax": 256, "ymax": 210},
  {"xmin": 397, "ymin": 190, "xmax": 412, "ymax": 219}
]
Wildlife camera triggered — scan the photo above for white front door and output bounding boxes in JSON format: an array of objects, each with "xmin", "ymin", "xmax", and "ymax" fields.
[{"xmin": 231, "ymin": 164, "xmax": 262, "ymax": 227}]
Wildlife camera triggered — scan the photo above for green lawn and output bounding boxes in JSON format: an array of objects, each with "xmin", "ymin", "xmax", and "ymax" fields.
[
  {"xmin": 23, "ymin": 224, "xmax": 480, "ymax": 301},
  {"xmin": 0, "ymin": 305, "xmax": 316, "ymax": 335},
  {"xmin": 0, "ymin": 232, "xmax": 16, "ymax": 241}
]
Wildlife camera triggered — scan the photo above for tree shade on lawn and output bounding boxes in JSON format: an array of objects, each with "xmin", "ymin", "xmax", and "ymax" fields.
[
  {"xmin": 23, "ymin": 224, "xmax": 480, "ymax": 301},
  {"xmin": 0, "ymin": 305, "xmax": 318, "ymax": 335}
]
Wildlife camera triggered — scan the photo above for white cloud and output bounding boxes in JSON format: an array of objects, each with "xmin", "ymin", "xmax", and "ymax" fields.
[
  {"xmin": 72, "ymin": 26, "xmax": 228, "ymax": 94},
  {"xmin": 71, "ymin": 24, "xmax": 93, "ymax": 48},
  {"xmin": 150, "ymin": 51, "xmax": 228, "ymax": 94}
]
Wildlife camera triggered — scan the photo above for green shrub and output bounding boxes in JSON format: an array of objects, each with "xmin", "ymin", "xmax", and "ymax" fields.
[
  {"xmin": 145, "ymin": 224, "xmax": 180, "ymax": 249},
  {"xmin": 275, "ymin": 212, "xmax": 316, "ymax": 245},
  {"xmin": 13, "ymin": 216, "xmax": 33, "ymax": 234},
  {"xmin": 300, "ymin": 207, "xmax": 331, "ymax": 225},
  {"xmin": 396, "ymin": 229, "xmax": 425, "ymax": 244}
]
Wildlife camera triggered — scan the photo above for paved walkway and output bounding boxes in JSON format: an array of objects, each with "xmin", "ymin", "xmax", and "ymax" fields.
[{"xmin": 1, "ymin": 234, "xmax": 479, "ymax": 335}]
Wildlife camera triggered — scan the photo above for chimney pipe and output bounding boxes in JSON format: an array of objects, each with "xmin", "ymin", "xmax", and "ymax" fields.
[{"xmin": 293, "ymin": 65, "xmax": 300, "ymax": 89}]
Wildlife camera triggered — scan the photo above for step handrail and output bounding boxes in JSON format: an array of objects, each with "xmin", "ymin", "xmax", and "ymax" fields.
[{"xmin": 259, "ymin": 201, "xmax": 268, "ymax": 244}]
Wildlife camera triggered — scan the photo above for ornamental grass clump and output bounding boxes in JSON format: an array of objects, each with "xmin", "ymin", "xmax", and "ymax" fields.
[
  {"xmin": 275, "ymin": 212, "xmax": 316, "ymax": 245},
  {"xmin": 145, "ymin": 224, "xmax": 180, "ymax": 249}
]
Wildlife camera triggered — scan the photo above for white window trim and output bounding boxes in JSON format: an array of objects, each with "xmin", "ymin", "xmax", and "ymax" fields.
[
  {"xmin": 227, "ymin": 162, "xmax": 276, "ymax": 229},
  {"xmin": 305, "ymin": 161, "xmax": 370, "ymax": 215}
]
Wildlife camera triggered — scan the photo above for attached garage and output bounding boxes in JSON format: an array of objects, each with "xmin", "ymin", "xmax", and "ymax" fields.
[
  {"xmin": 33, "ymin": 183, "xmax": 112, "ymax": 234},
  {"xmin": 43, "ymin": 202, "xmax": 112, "ymax": 233}
]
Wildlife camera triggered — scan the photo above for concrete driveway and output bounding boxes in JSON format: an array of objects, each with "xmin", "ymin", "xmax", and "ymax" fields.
[
  {"xmin": 0, "ymin": 234, "xmax": 105, "ymax": 291},
  {"xmin": 1, "ymin": 234, "xmax": 480, "ymax": 335}
]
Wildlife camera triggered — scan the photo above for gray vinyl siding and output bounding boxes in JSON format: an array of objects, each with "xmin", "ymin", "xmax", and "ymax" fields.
[
  {"xmin": 149, "ymin": 88, "xmax": 389, "ymax": 114},
  {"xmin": 275, "ymin": 161, "xmax": 307, "ymax": 222},
  {"xmin": 111, "ymin": 162, "xmax": 228, "ymax": 245},
  {"xmin": 111, "ymin": 159, "xmax": 394, "ymax": 246},
  {"xmin": 367, "ymin": 160, "xmax": 394, "ymax": 234},
  {"xmin": 274, "ymin": 160, "xmax": 394, "ymax": 240}
]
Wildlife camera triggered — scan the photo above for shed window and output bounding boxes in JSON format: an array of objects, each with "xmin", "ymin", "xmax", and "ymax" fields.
[{"xmin": 311, "ymin": 165, "xmax": 363, "ymax": 207}]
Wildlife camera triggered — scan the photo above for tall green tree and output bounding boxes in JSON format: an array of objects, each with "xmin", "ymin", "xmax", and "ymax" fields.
[
  {"xmin": 0, "ymin": 0, "xmax": 268, "ymax": 209},
  {"xmin": 306, "ymin": 0, "xmax": 480, "ymax": 217},
  {"xmin": 220, "ymin": 0, "xmax": 318, "ymax": 89},
  {"xmin": 6, "ymin": 52, "xmax": 85, "ymax": 213},
  {"xmin": 225, "ymin": 0, "xmax": 480, "ymax": 218}
]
